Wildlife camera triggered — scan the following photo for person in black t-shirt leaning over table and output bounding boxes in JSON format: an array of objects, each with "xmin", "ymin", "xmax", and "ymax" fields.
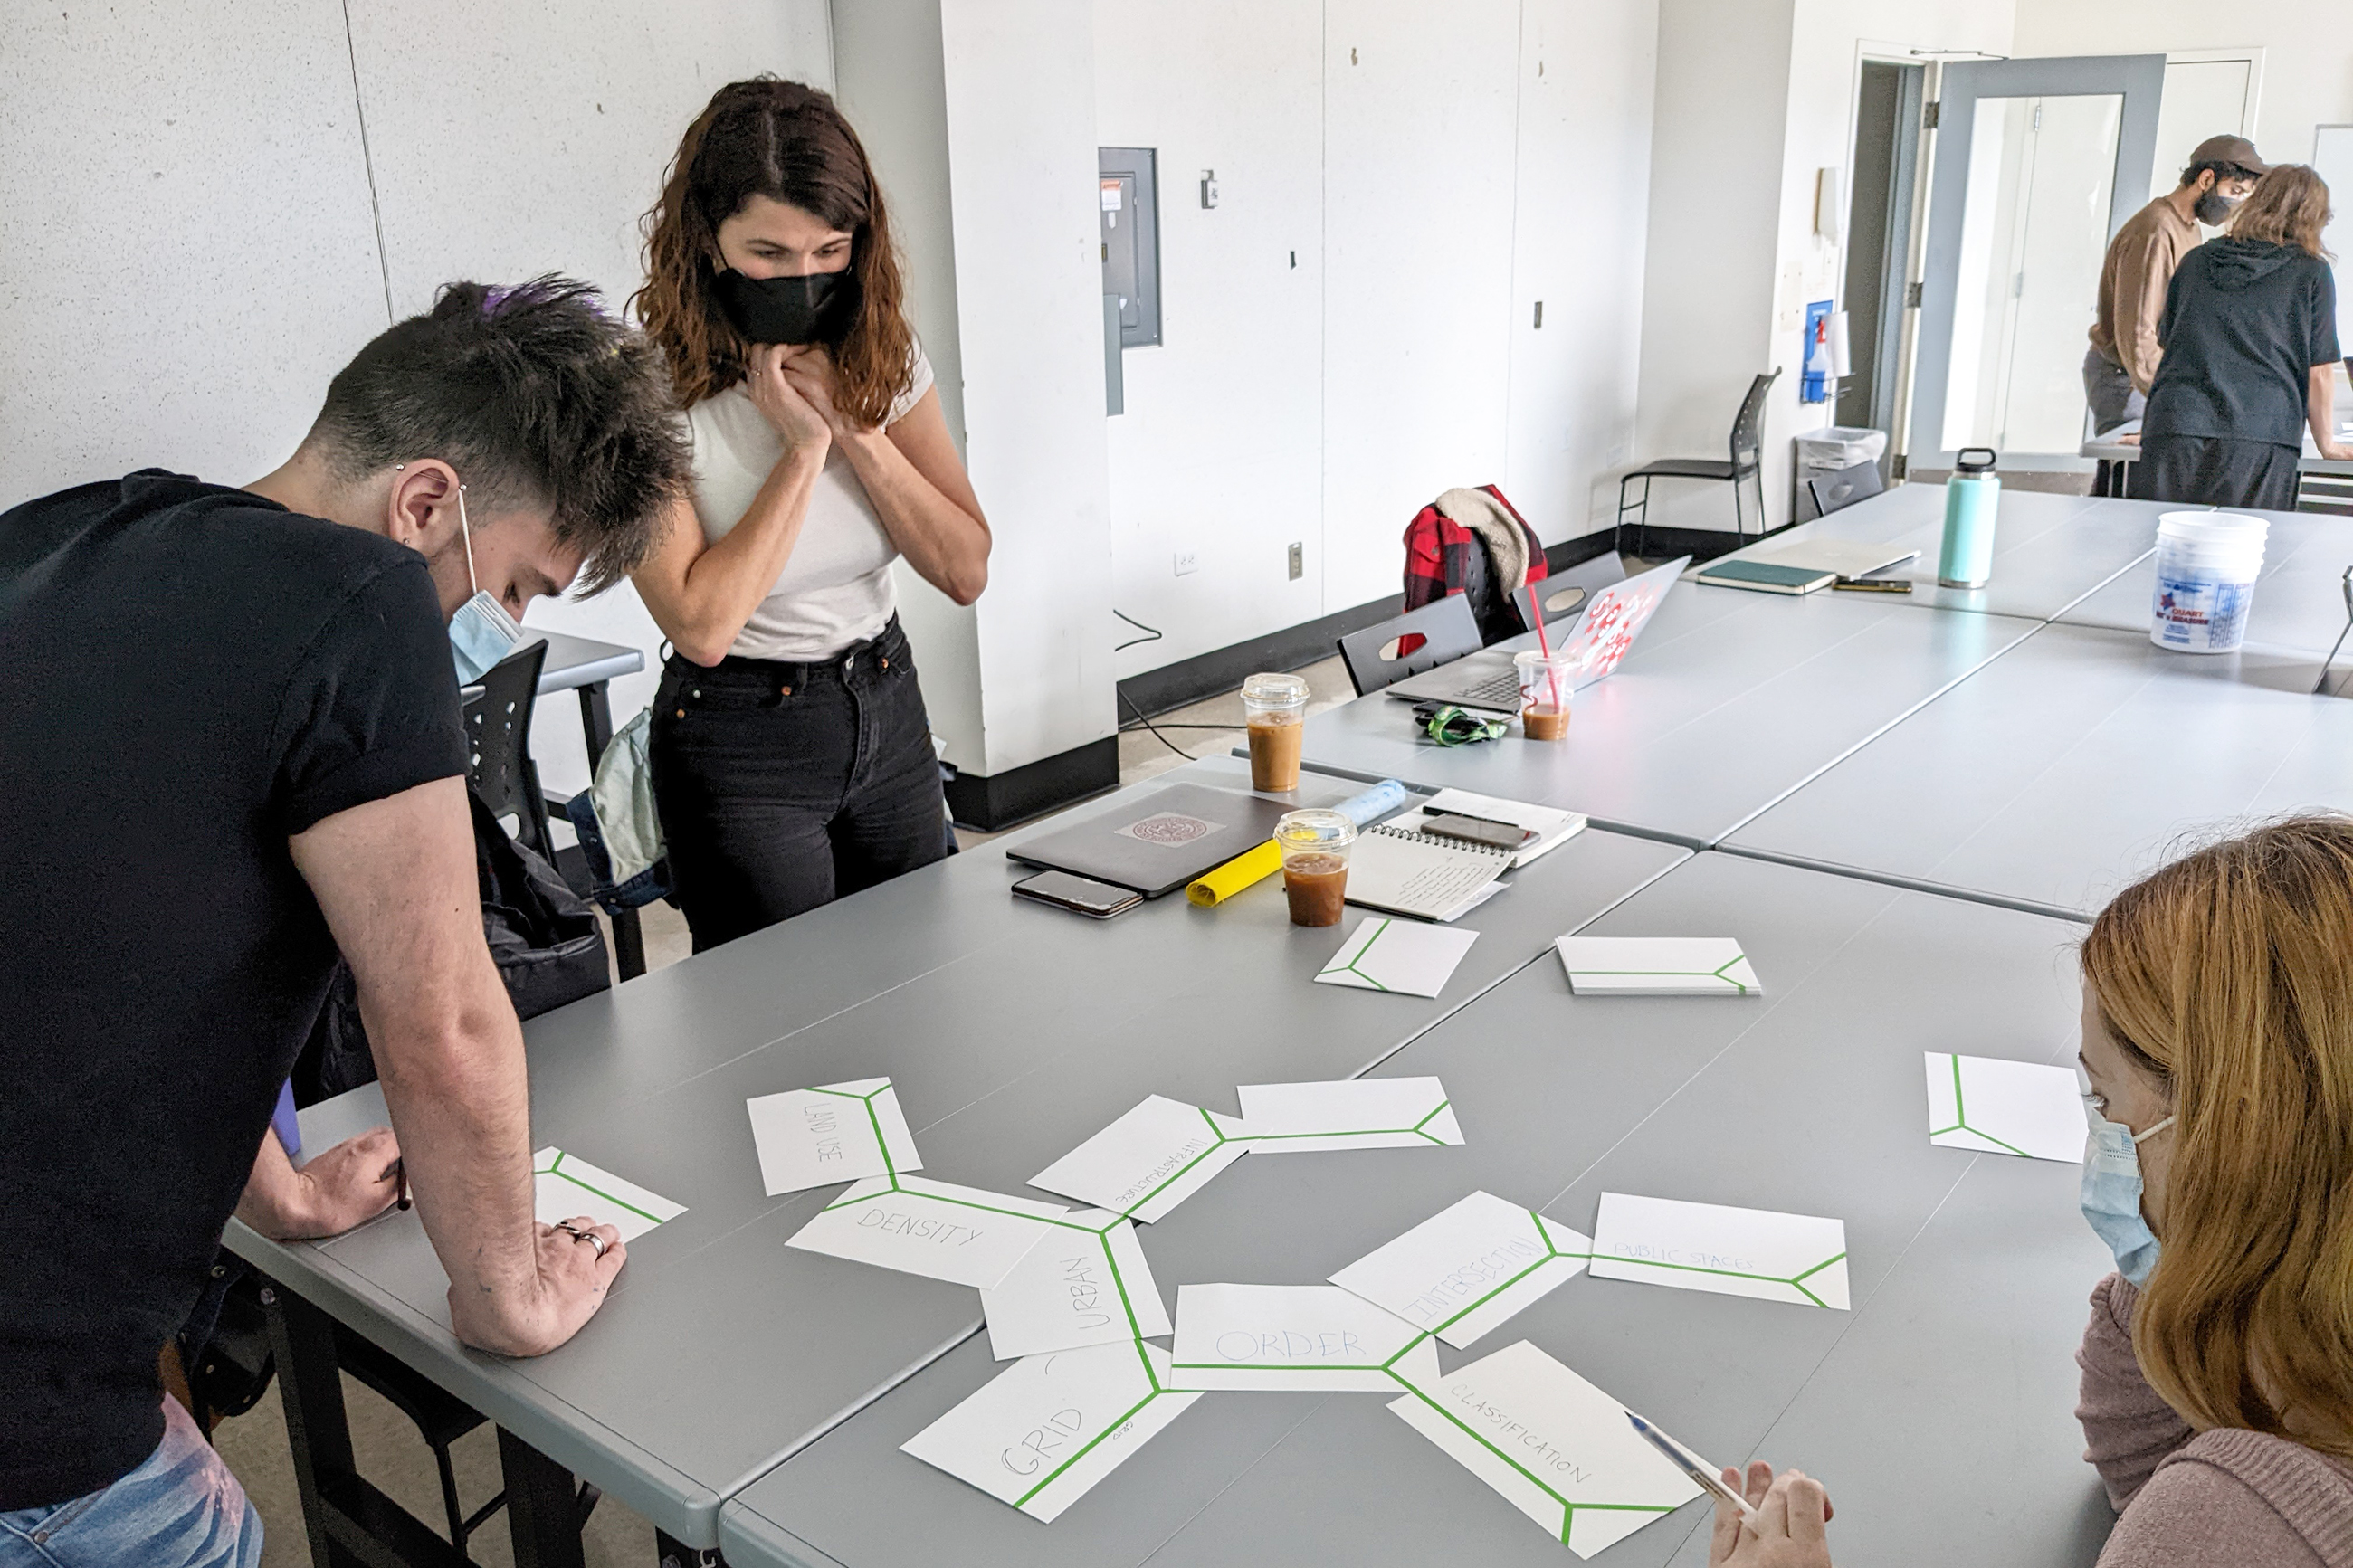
[
  {"xmin": 0, "ymin": 278, "xmax": 690, "ymax": 1565},
  {"xmin": 2130, "ymin": 164, "xmax": 2353, "ymax": 509}
]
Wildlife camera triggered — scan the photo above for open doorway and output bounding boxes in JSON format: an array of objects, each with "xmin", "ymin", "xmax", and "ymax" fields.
[{"xmin": 1836, "ymin": 60, "xmax": 1924, "ymax": 461}]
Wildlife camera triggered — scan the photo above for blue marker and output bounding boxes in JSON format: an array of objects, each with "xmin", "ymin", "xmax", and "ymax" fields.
[{"xmin": 1626, "ymin": 1411, "xmax": 1756, "ymax": 1517}]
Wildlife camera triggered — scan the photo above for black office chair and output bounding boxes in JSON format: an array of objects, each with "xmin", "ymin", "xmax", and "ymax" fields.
[
  {"xmin": 463, "ymin": 639, "xmax": 554, "ymax": 858},
  {"xmin": 1616, "ymin": 368, "xmax": 1781, "ymax": 559},
  {"xmin": 1806, "ymin": 459, "xmax": 1885, "ymax": 518},
  {"xmin": 1337, "ymin": 594, "xmax": 1484, "ymax": 696}
]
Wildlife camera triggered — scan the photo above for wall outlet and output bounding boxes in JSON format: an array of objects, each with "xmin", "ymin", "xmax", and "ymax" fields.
[
  {"xmin": 1174, "ymin": 549, "xmax": 1199, "ymax": 577},
  {"xmin": 1287, "ymin": 542, "xmax": 1304, "ymax": 580}
]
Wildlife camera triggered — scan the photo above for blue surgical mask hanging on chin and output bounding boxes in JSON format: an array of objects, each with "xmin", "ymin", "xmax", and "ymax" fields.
[
  {"xmin": 2081, "ymin": 1102, "xmax": 2175, "ymax": 1287},
  {"xmin": 445, "ymin": 483, "xmax": 524, "ymax": 685}
]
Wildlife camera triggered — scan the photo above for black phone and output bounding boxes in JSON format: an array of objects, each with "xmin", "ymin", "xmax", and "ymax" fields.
[
  {"xmin": 1012, "ymin": 869, "xmax": 1144, "ymax": 918},
  {"xmin": 1420, "ymin": 813, "xmax": 1536, "ymax": 851}
]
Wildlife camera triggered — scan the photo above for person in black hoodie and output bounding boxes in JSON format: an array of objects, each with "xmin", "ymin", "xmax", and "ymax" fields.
[{"xmin": 2131, "ymin": 164, "xmax": 2350, "ymax": 509}]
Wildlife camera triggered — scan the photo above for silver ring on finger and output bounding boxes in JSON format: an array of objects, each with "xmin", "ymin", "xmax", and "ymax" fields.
[{"xmin": 575, "ymin": 1231, "xmax": 611, "ymax": 1259}]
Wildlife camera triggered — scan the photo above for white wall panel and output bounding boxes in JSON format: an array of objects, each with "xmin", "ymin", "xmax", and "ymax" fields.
[
  {"xmin": 341, "ymin": 0, "xmax": 834, "ymax": 793},
  {"xmin": 0, "ymin": 0, "xmax": 386, "ymax": 499},
  {"xmin": 1320, "ymin": 0, "xmax": 1522, "ymax": 613},
  {"xmin": 1095, "ymin": 0, "xmax": 1325, "ymax": 679},
  {"xmin": 938, "ymin": 0, "xmax": 1119, "ymax": 775},
  {"xmin": 1501, "ymin": 0, "xmax": 1659, "ymax": 542}
]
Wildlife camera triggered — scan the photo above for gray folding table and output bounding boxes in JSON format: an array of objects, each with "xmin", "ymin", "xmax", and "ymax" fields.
[
  {"xmin": 230, "ymin": 756, "xmax": 1686, "ymax": 1562},
  {"xmin": 2052, "ymin": 501, "xmax": 2353, "ymax": 662},
  {"xmin": 1725, "ymin": 621, "xmax": 2353, "ymax": 917},
  {"xmin": 719, "ymin": 852, "xmax": 2111, "ymax": 1568},
  {"xmin": 1698, "ymin": 485, "xmax": 2155, "ymax": 622},
  {"xmin": 1298, "ymin": 586, "xmax": 2041, "ymax": 847}
]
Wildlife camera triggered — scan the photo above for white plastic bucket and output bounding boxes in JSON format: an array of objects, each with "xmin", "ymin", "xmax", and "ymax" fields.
[{"xmin": 2149, "ymin": 512, "xmax": 2267, "ymax": 653}]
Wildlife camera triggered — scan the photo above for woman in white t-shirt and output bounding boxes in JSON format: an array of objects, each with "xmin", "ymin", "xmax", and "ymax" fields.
[{"xmin": 632, "ymin": 78, "xmax": 990, "ymax": 951}]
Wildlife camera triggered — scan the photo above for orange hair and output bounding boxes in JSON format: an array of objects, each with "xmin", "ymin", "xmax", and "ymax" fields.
[{"xmin": 2082, "ymin": 816, "xmax": 2353, "ymax": 1456}]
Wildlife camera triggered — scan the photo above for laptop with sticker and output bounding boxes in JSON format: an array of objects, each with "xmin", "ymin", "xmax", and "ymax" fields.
[
  {"xmin": 1005, "ymin": 782, "xmax": 1310, "ymax": 898},
  {"xmin": 1385, "ymin": 556, "xmax": 1689, "ymax": 713}
]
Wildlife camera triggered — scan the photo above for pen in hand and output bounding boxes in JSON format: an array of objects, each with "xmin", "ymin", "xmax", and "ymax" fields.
[
  {"xmin": 1627, "ymin": 1411, "xmax": 1757, "ymax": 1517},
  {"xmin": 390, "ymin": 1158, "xmax": 410, "ymax": 1212}
]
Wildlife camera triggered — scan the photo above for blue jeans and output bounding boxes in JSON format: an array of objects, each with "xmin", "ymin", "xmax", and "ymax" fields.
[{"xmin": 0, "ymin": 1400, "xmax": 261, "ymax": 1568}]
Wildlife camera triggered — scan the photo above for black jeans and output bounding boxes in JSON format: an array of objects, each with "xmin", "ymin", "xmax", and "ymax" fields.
[
  {"xmin": 649, "ymin": 617, "xmax": 948, "ymax": 951},
  {"xmin": 2129, "ymin": 433, "xmax": 2300, "ymax": 510}
]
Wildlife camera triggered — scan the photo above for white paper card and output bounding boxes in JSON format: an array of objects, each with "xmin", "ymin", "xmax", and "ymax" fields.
[
  {"xmin": 1167, "ymin": 1283, "xmax": 1437, "ymax": 1392},
  {"xmin": 745, "ymin": 1077, "xmax": 923, "ymax": 1196},
  {"xmin": 1924, "ymin": 1052, "xmax": 2086, "ymax": 1164},
  {"xmin": 785, "ymin": 1174, "xmax": 1068, "ymax": 1289},
  {"xmin": 531, "ymin": 1148, "xmax": 686, "ymax": 1243},
  {"xmin": 1588, "ymin": 1193, "xmax": 1848, "ymax": 1309},
  {"xmin": 1028, "ymin": 1095, "xmax": 1247, "ymax": 1222},
  {"xmin": 1387, "ymin": 1339, "xmax": 1702, "ymax": 1558},
  {"xmin": 1329, "ymin": 1191, "xmax": 1592, "ymax": 1349},
  {"xmin": 1314, "ymin": 917, "xmax": 1480, "ymax": 998},
  {"xmin": 980, "ymin": 1211, "xmax": 1172, "ymax": 1360},
  {"xmin": 1554, "ymin": 937, "xmax": 1762, "ymax": 996},
  {"xmin": 1209, "ymin": 1077, "xmax": 1463, "ymax": 1153},
  {"xmin": 900, "ymin": 1340, "xmax": 1200, "ymax": 1523}
]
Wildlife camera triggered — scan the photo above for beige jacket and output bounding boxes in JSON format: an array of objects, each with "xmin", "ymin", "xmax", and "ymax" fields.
[{"xmin": 2089, "ymin": 197, "xmax": 2201, "ymax": 394}]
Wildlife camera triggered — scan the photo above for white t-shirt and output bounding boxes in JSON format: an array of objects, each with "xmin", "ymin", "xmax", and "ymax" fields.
[{"xmin": 684, "ymin": 341, "xmax": 935, "ymax": 661}]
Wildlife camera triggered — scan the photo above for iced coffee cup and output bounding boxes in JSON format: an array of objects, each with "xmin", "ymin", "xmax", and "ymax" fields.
[
  {"xmin": 1514, "ymin": 651, "xmax": 1575, "ymax": 742},
  {"xmin": 1242, "ymin": 671, "xmax": 1310, "ymax": 791},
  {"xmin": 1275, "ymin": 809, "xmax": 1355, "ymax": 927}
]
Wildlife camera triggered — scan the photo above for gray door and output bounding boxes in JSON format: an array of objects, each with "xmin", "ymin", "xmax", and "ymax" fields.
[{"xmin": 1910, "ymin": 55, "xmax": 2164, "ymax": 471}]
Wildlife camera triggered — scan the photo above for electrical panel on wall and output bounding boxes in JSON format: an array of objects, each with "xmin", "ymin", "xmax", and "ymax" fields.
[{"xmin": 1098, "ymin": 147, "xmax": 1162, "ymax": 349}]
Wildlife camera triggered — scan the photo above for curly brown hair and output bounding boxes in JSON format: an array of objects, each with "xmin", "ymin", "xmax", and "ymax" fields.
[{"xmin": 634, "ymin": 78, "xmax": 914, "ymax": 425}]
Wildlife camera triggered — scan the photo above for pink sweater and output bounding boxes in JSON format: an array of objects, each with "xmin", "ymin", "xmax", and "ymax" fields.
[{"xmin": 2076, "ymin": 1273, "xmax": 2353, "ymax": 1566}]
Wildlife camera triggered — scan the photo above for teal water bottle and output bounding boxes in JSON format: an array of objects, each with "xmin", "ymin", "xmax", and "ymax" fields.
[{"xmin": 1938, "ymin": 447, "xmax": 2000, "ymax": 589}]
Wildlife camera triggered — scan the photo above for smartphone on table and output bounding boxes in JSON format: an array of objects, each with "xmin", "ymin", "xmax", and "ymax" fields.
[{"xmin": 1012, "ymin": 870, "xmax": 1144, "ymax": 919}]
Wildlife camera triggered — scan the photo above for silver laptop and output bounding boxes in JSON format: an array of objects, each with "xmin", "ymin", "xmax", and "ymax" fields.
[{"xmin": 1386, "ymin": 556, "xmax": 1689, "ymax": 712}]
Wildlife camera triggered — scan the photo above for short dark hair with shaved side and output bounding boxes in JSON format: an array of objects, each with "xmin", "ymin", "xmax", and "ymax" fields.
[{"xmin": 305, "ymin": 276, "xmax": 691, "ymax": 594}]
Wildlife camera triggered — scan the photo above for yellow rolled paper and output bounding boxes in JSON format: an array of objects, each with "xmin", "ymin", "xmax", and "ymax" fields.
[{"xmin": 1186, "ymin": 837, "xmax": 1282, "ymax": 907}]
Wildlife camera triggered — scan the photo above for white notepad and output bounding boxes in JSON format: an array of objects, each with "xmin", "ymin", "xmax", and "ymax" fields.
[
  {"xmin": 1384, "ymin": 789, "xmax": 1587, "ymax": 869},
  {"xmin": 1555, "ymin": 936, "xmax": 1762, "ymax": 996},
  {"xmin": 1345, "ymin": 823, "xmax": 1515, "ymax": 922}
]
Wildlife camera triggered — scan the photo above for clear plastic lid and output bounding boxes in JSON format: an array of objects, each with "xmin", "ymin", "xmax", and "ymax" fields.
[
  {"xmin": 1242, "ymin": 672, "xmax": 1310, "ymax": 708},
  {"xmin": 1273, "ymin": 808, "xmax": 1357, "ymax": 852}
]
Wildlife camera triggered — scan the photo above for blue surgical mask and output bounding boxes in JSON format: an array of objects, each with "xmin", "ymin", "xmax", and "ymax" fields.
[
  {"xmin": 444, "ymin": 483, "xmax": 524, "ymax": 684},
  {"xmin": 2081, "ymin": 1100, "xmax": 2175, "ymax": 1287}
]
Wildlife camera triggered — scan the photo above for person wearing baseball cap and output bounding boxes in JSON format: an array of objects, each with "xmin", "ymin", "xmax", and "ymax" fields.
[{"xmin": 2084, "ymin": 134, "xmax": 2267, "ymax": 435}]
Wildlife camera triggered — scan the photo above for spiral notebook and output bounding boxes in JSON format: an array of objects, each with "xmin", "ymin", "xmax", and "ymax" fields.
[{"xmin": 1343, "ymin": 823, "xmax": 1515, "ymax": 923}]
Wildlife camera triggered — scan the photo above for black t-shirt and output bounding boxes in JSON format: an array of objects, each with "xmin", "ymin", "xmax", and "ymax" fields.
[
  {"xmin": 0, "ymin": 471, "xmax": 466, "ymax": 1507},
  {"xmin": 2145, "ymin": 237, "xmax": 2340, "ymax": 448}
]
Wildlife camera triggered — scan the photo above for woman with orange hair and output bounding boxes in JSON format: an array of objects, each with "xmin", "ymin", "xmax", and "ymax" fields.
[
  {"xmin": 1715, "ymin": 816, "xmax": 2353, "ymax": 1566},
  {"xmin": 631, "ymin": 78, "xmax": 989, "ymax": 951}
]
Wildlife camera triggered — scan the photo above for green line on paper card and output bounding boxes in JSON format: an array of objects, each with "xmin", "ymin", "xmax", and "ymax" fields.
[
  {"xmin": 1386, "ymin": 1372, "xmax": 1674, "ymax": 1540},
  {"xmin": 806, "ymin": 1084, "xmax": 900, "ymax": 1180},
  {"xmin": 1112, "ymin": 1108, "xmax": 1241, "ymax": 1218},
  {"xmin": 1927, "ymin": 1055, "xmax": 2031, "ymax": 1158},
  {"xmin": 1014, "ymin": 1389, "xmax": 1161, "ymax": 1508},
  {"xmin": 1606, "ymin": 1250, "xmax": 1845, "ymax": 1307},
  {"xmin": 1424, "ymin": 1210, "xmax": 1584, "ymax": 1338},
  {"xmin": 542, "ymin": 1153, "xmax": 663, "ymax": 1225},
  {"xmin": 1409, "ymin": 1100, "xmax": 1453, "ymax": 1142},
  {"xmin": 1320, "ymin": 917, "xmax": 1396, "ymax": 991}
]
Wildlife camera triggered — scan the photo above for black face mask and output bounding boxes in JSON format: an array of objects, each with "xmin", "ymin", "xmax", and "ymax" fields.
[
  {"xmin": 712, "ymin": 267, "xmax": 857, "ymax": 346},
  {"xmin": 2193, "ymin": 186, "xmax": 2240, "ymax": 226}
]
